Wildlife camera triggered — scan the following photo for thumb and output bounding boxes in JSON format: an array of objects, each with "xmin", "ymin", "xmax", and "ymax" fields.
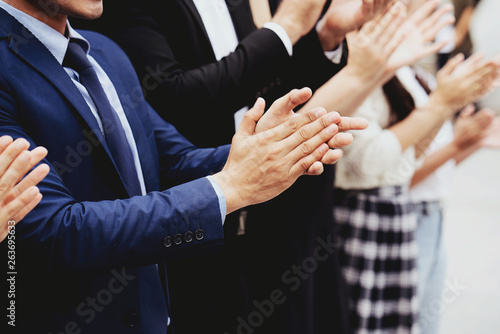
[
  {"xmin": 238, "ymin": 97, "xmax": 266, "ymax": 136},
  {"xmin": 271, "ymin": 87, "xmax": 312, "ymax": 116}
]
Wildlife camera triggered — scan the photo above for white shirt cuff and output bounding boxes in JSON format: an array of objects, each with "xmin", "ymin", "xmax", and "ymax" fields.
[
  {"xmin": 323, "ymin": 43, "xmax": 343, "ymax": 64},
  {"xmin": 206, "ymin": 175, "xmax": 227, "ymax": 225},
  {"xmin": 263, "ymin": 22, "xmax": 293, "ymax": 56}
]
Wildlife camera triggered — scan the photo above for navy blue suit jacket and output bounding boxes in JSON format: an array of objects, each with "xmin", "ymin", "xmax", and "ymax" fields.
[{"xmin": 0, "ymin": 8, "xmax": 229, "ymax": 333}]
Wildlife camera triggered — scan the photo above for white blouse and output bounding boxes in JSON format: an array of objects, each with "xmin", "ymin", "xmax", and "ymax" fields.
[{"xmin": 335, "ymin": 66, "xmax": 433, "ymax": 190}]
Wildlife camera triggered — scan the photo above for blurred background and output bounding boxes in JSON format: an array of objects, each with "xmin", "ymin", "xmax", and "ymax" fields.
[{"xmin": 417, "ymin": 0, "xmax": 500, "ymax": 332}]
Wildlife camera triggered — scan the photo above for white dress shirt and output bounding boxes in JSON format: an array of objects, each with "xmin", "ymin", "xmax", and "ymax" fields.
[
  {"xmin": 192, "ymin": 0, "xmax": 343, "ymax": 129},
  {"xmin": 0, "ymin": 1, "xmax": 227, "ymax": 223}
]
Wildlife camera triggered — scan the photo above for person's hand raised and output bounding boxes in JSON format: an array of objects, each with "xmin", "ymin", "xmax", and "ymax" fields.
[
  {"xmin": 385, "ymin": 0, "xmax": 455, "ymax": 73},
  {"xmin": 213, "ymin": 94, "xmax": 366, "ymax": 214},
  {"xmin": 0, "ymin": 136, "xmax": 50, "ymax": 242},
  {"xmin": 343, "ymin": 1, "xmax": 408, "ymax": 83},
  {"xmin": 254, "ymin": 88, "xmax": 368, "ymax": 173},
  {"xmin": 429, "ymin": 53, "xmax": 500, "ymax": 115},
  {"xmin": 480, "ymin": 114, "xmax": 500, "ymax": 149},
  {"xmin": 316, "ymin": 0, "xmax": 394, "ymax": 51},
  {"xmin": 453, "ymin": 105, "xmax": 495, "ymax": 150},
  {"xmin": 271, "ymin": 0, "xmax": 327, "ymax": 44}
]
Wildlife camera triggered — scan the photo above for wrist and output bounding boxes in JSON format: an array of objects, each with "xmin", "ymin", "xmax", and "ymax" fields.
[
  {"xmin": 342, "ymin": 63, "xmax": 385, "ymax": 86},
  {"xmin": 449, "ymin": 139, "xmax": 466, "ymax": 153},
  {"xmin": 271, "ymin": 15, "xmax": 303, "ymax": 45},
  {"xmin": 316, "ymin": 19, "xmax": 344, "ymax": 51},
  {"xmin": 212, "ymin": 171, "xmax": 248, "ymax": 215},
  {"xmin": 427, "ymin": 93, "xmax": 453, "ymax": 116}
]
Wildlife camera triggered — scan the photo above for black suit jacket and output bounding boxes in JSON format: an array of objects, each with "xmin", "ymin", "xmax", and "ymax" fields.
[
  {"xmin": 72, "ymin": 0, "xmax": 345, "ymax": 148},
  {"xmin": 72, "ymin": 1, "xmax": 352, "ymax": 333}
]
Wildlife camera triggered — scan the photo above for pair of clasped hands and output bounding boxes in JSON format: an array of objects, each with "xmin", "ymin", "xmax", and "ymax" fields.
[{"xmin": 0, "ymin": 88, "xmax": 367, "ymax": 243}]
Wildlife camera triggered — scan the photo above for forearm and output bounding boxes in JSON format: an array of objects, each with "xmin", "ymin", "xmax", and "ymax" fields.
[
  {"xmin": 19, "ymin": 176, "xmax": 224, "ymax": 274},
  {"xmin": 389, "ymin": 105, "xmax": 449, "ymax": 154},
  {"xmin": 299, "ymin": 65, "xmax": 388, "ymax": 116},
  {"xmin": 454, "ymin": 141, "xmax": 482, "ymax": 164},
  {"xmin": 454, "ymin": 6, "xmax": 474, "ymax": 48},
  {"xmin": 410, "ymin": 142, "xmax": 459, "ymax": 187}
]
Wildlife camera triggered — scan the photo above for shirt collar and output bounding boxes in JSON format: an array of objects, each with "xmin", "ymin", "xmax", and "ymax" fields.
[{"xmin": 0, "ymin": 0, "xmax": 91, "ymax": 64}]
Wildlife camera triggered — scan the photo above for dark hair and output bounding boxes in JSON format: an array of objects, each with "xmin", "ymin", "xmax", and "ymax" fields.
[{"xmin": 382, "ymin": 70, "xmax": 431, "ymax": 126}]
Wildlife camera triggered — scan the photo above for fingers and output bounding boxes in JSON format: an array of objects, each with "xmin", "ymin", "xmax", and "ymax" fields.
[
  {"xmin": 304, "ymin": 161, "xmax": 324, "ymax": 176},
  {"xmin": 459, "ymin": 104, "xmax": 476, "ymax": 118},
  {"xmin": 473, "ymin": 108, "xmax": 495, "ymax": 129},
  {"xmin": 270, "ymin": 87, "xmax": 312, "ymax": 116},
  {"xmin": 0, "ymin": 135, "xmax": 14, "ymax": 155},
  {"xmin": 410, "ymin": 0, "xmax": 441, "ymax": 27},
  {"xmin": 2, "ymin": 163, "xmax": 50, "ymax": 206},
  {"xmin": 0, "ymin": 138, "xmax": 30, "ymax": 178},
  {"xmin": 328, "ymin": 132, "xmax": 354, "ymax": 148},
  {"xmin": 377, "ymin": 4, "xmax": 407, "ymax": 47},
  {"xmin": 337, "ymin": 116, "xmax": 369, "ymax": 132},
  {"xmin": 2, "ymin": 186, "xmax": 43, "ymax": 224},
  {"xmin": 467, "ymin": 61, "xmax": 500, "ymax": 95},
  {"xmin": 0, "ymin": 145, "xmax": 48, "ymax": 204},
  {"xmin": 421, "ymin": 40, "xmax": 450, "ymax": 59},
  {"xmin": 421, "ymin": 6, "xmax": 455, "ymax": 41},
  {"xmin": 321, "ymin": 148, "xmax": 344, "ymax": 165},
  {"xmin": 304, "ymin": 147, "xmax": 345, "ymax": 175},
  {"xmin": 369, "ymin": 1, "xmax": 406, "ymax": 41},
  {"xmin": 439, "ymin": 53, "xmax": 465, "ymax": 76},
  {"xmin": 267, "ymin": 108, "xmax": 338, "ymax": 144},
  {"xmin": 283, "ymin": 112, "xmax": 340, "ymax": 169},
  {"xmin": 290, "ymin": 143, "xmax": 331, "ymax": 176},
  {"xmin": 303, "ymin": 132, "xmax": 354, "ymax": 175},
  {"xmin": 238, "ymin": 97, "xmax": 266, "ymax": 136}
]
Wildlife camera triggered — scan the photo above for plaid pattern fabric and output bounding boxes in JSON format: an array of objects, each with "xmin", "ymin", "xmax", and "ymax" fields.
[{"xmin": 333, "ymin": 186, "xmax": 419, "ymax": 334}]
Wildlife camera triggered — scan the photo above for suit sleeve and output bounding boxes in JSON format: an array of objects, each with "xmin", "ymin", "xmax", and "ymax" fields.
[
  {"xmin": 0, "ymin": 72, "xmax": 226, "ymax": 276},
  {"xmin": 79, "ymin": 0, "xmax": 290, "ymax": 123},
  {"xmin": 72, "ymin": 0, "xmax": 347, "ymax": 147}
]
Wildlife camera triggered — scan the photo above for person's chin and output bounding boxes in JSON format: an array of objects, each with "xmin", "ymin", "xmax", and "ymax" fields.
[{"xmin": 68, "ymin": 2, "xmax": 103, "ymax": 20}]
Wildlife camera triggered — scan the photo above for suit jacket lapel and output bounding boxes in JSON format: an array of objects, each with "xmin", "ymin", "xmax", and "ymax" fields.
[
  {"xmin": 8, "ymin": 21, "xmax": 108, "ymax": 150},
  {"xmin": 179, "ymin": 0, "xmax": 212, "ymax": 45},
  {"xmin": 6, "ymin": 19, "xmax": 136, "ymax": 195}
]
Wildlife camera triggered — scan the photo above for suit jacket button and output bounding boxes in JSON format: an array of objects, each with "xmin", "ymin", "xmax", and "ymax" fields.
[
  {"xmin": 163, "ymin": 236, "xmax": 173, "ymax": 248},
  {"xmin": 174, "ymin": 233, "xmax": 183, "ymax": 245},
  {"xmin": 195, "ymin": 229, "xmax": 205, "ymax": 241},
  {"xmin": 123, "ymin": 313, "xmax": 139, "ymax": 328},
  {"xmin": 184, "ymin": 231, "xmax": 194, "ymax": 243}
]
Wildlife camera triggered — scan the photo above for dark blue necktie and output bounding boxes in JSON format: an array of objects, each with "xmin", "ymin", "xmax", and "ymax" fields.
[{"xmin": 63, "ymin": 39, "xmax": 142, "ymax": 196}]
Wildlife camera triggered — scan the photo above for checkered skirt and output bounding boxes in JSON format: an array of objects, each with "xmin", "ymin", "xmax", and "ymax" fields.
[{"xmin": 333, "ymin": 185, "xmax": 419, "ymax": 334}]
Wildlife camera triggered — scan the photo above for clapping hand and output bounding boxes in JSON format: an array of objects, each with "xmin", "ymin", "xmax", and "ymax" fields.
[
  {"xmin": 214, "ymin": 88, "xmax": 368, "ymax": 214},
  {"xmin": 0, "ymin": 136, "xmax": 50, "ymax": 242},
  {"xmin": 316, "ymin": 0, "xmax": 394, "ymax": 51},
  {"xmin": 453, "ymin": 105, "xmax": 495, "ymax": 150},
  {"xmin": 386, "ymin": 0, "xmax": 455, "ymax": 73},
  {"xmin": 255, "ymin": 87, "xmax": 369, "ymax": 171},
  {"xmin": 429, "ymin": 53, "xmax": 500, "ymax": 115}
]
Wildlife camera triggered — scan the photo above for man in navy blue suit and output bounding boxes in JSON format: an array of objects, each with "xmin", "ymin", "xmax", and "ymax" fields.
[{"xmin": 0, "ymin": 0, "xmax": 367, "ymax": 332}]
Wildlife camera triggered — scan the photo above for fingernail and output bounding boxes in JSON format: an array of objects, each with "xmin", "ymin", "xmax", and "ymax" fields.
[
  {"xmin": 15, "ymin": 138, "xmax": 29, "ymax": 149},
  {"xmin": 329, "ymin": 113, "xmax": 339, "ymax": 123},
  {"xmin": 0, "ymin": 136, "xmax": 11, "ymax": 147},
  {"xmin": 18, "ymin": 151, "xmax": 30, "ymax": 163},
  {"xmin": 313, "ymin": 108, "xmax": 326, "ymax": 117},
  {"xmin": 28, "ymin": 187, "xmax": 39, "ymax": 196},
  {"xmin": 326, "ymin": 124, "xmax": 337, "ymax": 135}
]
